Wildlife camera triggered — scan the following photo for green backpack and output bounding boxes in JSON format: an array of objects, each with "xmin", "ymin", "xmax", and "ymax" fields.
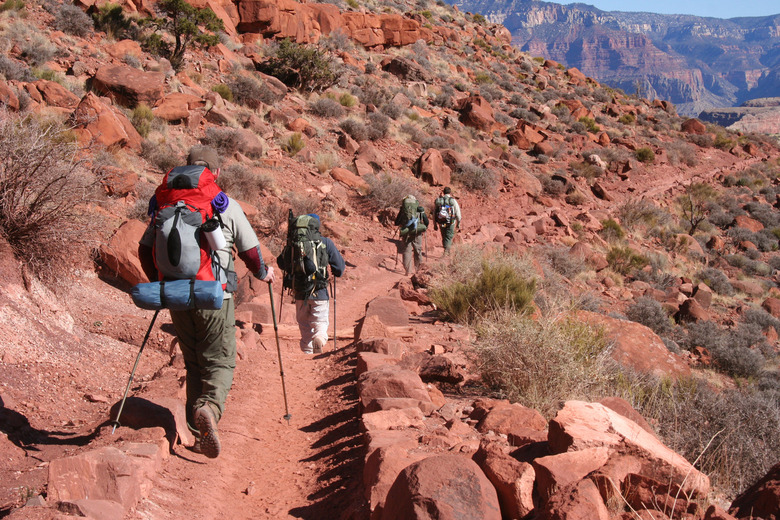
[
  {"xmin": 399, "ymin": 196, "xmax": 427, "ymax": 237},
  {"xmin": 283, "ymin": 214, "xmax": 329, "ymax": 296}
]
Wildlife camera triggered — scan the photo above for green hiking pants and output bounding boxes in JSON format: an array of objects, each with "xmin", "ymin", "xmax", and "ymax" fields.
[
  {"xmin": 170, "ymin": 298, "xmax": 236, "ymax": 434},
  {"xmin": 440, "ymin": 224, "xmax": 457, "ymax": 252}
]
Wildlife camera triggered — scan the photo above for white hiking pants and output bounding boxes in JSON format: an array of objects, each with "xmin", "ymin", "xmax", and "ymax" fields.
[{"xmin": 295, "ymin": 299, "xmax": 329, "ymax": 354}]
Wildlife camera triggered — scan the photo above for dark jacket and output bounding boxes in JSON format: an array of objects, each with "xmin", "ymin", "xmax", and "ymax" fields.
[{"xmin": 277, "ymin": 236, "xmax": 345, "ymax": 301}]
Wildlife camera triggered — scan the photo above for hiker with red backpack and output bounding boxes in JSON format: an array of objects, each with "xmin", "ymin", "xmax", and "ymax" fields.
[
  {"xmin": 137, "ymin": 145, "xmax": 275, "ymax": 459},
  {"xmin": 433, "ymin": 186, "xmax": 461, "ymax": 255},
  {"xmin": 277, "ymin": 213, "xmax": 345, "ymax": 354},
  {"xmin": 395, "ymin": 195, "xmax": 429, "ymax": 276}
]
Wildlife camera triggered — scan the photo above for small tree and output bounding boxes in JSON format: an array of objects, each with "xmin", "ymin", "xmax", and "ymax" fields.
[
  {"xmin": 678, "ymin": 182, "xmax": 716, "ymax": 235},
  {"xmin": 259, "ymin": 38, "xmax": 336, "ymax": 92},
  {"xmin": 143, "ymin": 0, "xmax": 223, "ymax": 70}
]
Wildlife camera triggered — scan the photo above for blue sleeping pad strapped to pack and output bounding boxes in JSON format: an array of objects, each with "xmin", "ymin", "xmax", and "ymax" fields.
[{"xmin": 131, "ymin": 279, "xmax": 224, "ymax": 311}]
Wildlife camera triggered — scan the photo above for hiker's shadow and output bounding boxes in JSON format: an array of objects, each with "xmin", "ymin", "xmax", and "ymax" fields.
[{"xmin": 0, "ymin": 395, "xmax": 102, "ymax": 451}]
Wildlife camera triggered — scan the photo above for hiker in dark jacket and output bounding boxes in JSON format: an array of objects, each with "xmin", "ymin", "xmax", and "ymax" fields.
[
  {"xmin": 276, "ymin": 214, "xmax": 345, "ymax": 354},
  {"xmin": 138, "ymin": 145, "xmax": 275, "ymax": 459},
  {"xmin": 395, "ymin": 195, "xmax": 429, "ymax": 276}
]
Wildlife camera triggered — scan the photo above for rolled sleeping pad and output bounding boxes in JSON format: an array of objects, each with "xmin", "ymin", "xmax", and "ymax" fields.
[{"xmin": 131, "ymin": 280, "xmax": 224, "ymax": 311}]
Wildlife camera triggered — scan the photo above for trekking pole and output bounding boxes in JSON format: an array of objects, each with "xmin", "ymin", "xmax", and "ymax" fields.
[
  {"xmin": 278, "ymin": 281, "xmax": 285, "ymax": 322},
  {"xmin": 331, "ymin": 277, "xmax": 337, "ymax": 352},
  {"xmin": 268, "ymin": 282, "xmax": 292, "ymax": 424},
  {"xmin": 112, "ymin": 309, "xmax": 160, "ymax": 435}
]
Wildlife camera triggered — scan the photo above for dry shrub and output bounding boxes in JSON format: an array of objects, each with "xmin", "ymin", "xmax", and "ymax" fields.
[
  {"xmin": 0, "ymin": 113, "xmax": 103, "ymax": 280},
  {"xmin": 217, "ymin": 163, "xmax": 274, "ymax": 201},
  {"xmin": 364, "ymin": 172, "xmax": 421, "ymax": 212},
  {"xmin": 141, "ymin": 139, "xmax": 181, "ymax": 173},
  {"xmin": 473, "ymin": 310, "xmax": 613, "ymax": 417},
  {"xmin": 626, "ymin": 297, "xmax": 672, "ymax": 336}
]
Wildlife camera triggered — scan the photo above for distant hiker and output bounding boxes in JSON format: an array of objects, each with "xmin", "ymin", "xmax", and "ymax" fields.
[
  {"xmin": 395, "ymin": 195, "xmax": 429, "ymax": 275},
  {"xmin": 433, "ymin": 186, "xmax": 462, "ymax": 255},
  {"xmin": 277, "ymin": 213, "xmax": 345, "ymax": 354},
  {"xmin": 138, "ymin": 145, "xmax": 276, "ymax": 459}
]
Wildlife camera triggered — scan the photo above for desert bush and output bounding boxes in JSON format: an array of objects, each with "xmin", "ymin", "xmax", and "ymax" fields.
[
  {"xmin": 569, "ymin": 160, "xmax": 603, "ymax": 180},
  {"xmin": 55, "ymin": 3, "xmax": 94, "ymax": 36},
  {"xmin": 364, "ymin": 172, "xmax": 420, "ymax": 211},
  {"xmin": 0, "ymin": 56, "xmax": 34, "ymax": 82},
  {"xmin": 541, "ymin": 175, "xmax": 565, "ymax": 196},
  {"xmin": 130, "ymin": 103, "xmax": 155, "ymax": 138},
  {"xmin": 768, "ymin": 255, "xmax": 780, "ymax": 271},
  {"xmin": 745, "ymin": 202, "xmax": 780, "ymax": 228},
  {"xmin": 618, "ymin": 113, "xmax": 635, "ymax": 124},
  {"xmin": 203, "ymin": 127, "xmax": 241, "ymax": 154},
  {"xmin": 714, "ymin": 132, "xmax": 734, "ymax": 151},
  {"xmin": 366, "ymin": 112, "xmax": 390, "ymax": 141},
  {"xmin": 452, "ymin": 162, "xmax": 498, "ymax": 195},
  {"xmin": 339, "ymin": 92, "xmax": 357, "ymax": 107},
  {"xmin": 540, "ymin": 245, "xmax": 586, "ymax": 279},
  {"xmin": 617, "ymin": 199, "xmax": 671, "ymax": 232},
  {"xmin": 0, "ymin": 113, "xmax": 101, "ymax": 280},
  {"xmin": 607, "ymin": 245, "xmax": 648, "ymax": 275},
  {"xmin": 0, "ymin": 0, "xmax": 24, "ymax": 11},
  {"xmin": 635, "ymin": 147, "xmax": 655, "ymax": 163},
  {"xmin": 93, "ymin": 2, "xmax": 132, "ymax": 39},
  {"xmin": 431, "ymin": 259, "xmax": 536, "ymax": 324},
  {"xmin": 228, "ymin": 74, "xmax": 274, "ymax": 108},
  {"xmin": 314, "ymin": 152, "xmax": 336, "ymax": 174},
  {"xmin": 309, "ymin": 97, "xmax": 344, "ymax": 118},
  {"xmin": 625, "ymin": 375, "xmax": 780, "ymax": 497},
  {"xmin": 626, "ymin": 297, "xmax": 672, "ymax": 336},
  {"xmin": 141, "ymin": 139, "xmax": 181, "ymax": 173},
  {"xmin": 726, "ymin": 254, "xmax": 772, "ymax": 276},
  {"xmin": 578, "ymin": 116, "xmax": 600, "ymax": 133},
  {"xmin": 258, "ymin": 38, "xmax": 336, "ymax": 92},
  {"xmin": 216, "ymin": 163, "xmax": 273, "ymax": 201},
  {"xmin": 666, "ymin": 141, "xmax": 697, "ymax": 167},
  {"xmin": 697, "ymin": 267, "xmax": 734, "ymax": 296},
  {"xmin": 285, "ymin": 191, "xmax": 321, "ymax": 220},
  {"xmin": 339, "ymin": 118, "xmax": 368, "ymax": 142},
  {"xmin": 599, "ymin": 218, "xmax": 625, "ymax": 242},
  {"xmin": 473, "ymin": 310, "xmax": 612, "ymax": 417},
  {"xmin": 211, "ymin": 83, "xmax": 233, "ymax": 102},
  {"xmin": 280, "ymin": 132, "xmax": 305, "ymax": 156}
]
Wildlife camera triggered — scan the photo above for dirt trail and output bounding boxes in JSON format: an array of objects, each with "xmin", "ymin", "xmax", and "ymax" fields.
[{"xmin": 131, "ymin": 241, "xmax": 411, "ymax": 519}]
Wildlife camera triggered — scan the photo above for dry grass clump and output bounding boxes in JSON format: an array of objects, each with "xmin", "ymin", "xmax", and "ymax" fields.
[
  {"xmin": 472, "ymin": 309, "xmax": 614, "ymax": 418},
  {"xmin": 363, "ymin": 172, "xmax": 422, "ymax": 212}
]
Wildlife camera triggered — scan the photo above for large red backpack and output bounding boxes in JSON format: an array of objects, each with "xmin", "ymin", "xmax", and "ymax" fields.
[{"xmin": 151, "ymin": 165, "xmax": 225, "ymax": 284}]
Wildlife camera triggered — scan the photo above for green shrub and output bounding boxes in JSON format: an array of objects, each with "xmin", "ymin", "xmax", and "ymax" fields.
[
  {"xmin": 345, "ymin": 0, "xmax": 358, "ymax": 8},
  {"xmin": 211, "ymin": 84, "xmax": 233, "ymax": 102},
  {"xmin": 472, "ymin": 13, "xmax": 486, "ymax": 24},
  {"xmin": 607, "ymin": 245, "xmax": 648, "ymax": 275},
  {"xmin": 281, "ymin": 132, "xmax": 305, "ymax": 157},
  {"xmin": 0, "ymin": 0, "xmax": 24, "ymax": 12},
  {"xmin": 430, "ymin": 261, "xmax": 536, "ymax": 324},
  {"xmin": 599, "ymin": 218, "xmax": 625, "ymax": 242},
  {"xmin": 578, "ymin": 116, "xmax": 600, "ymax": 133},
  {"xmin": 0, "ymin": 114, "xmax": 100, "ymax": 280},
  {"xmin": 714, "ymin": 133, "xmax": 735, "ymax": 151},
  {"xmin": 635, "ymin": 147, "xmax": 655, "ymax": 163},
  {"xmin": 339, "ymin": 92, "xmax": 357, "ymax": 107},
  {"xmin": 131, "ymin": 103, "xmax": 155, "ymax": 138},
  {"xmin": 258, "ymin": 38, "xmax": 336, "ymax": 92},
  {"xmin": 618, "ymin": 113, "xmax": 635, "ymax": 124},
  {"xmin": 93, "ymin": 3, "xmax": 131, "ymax": 39}
]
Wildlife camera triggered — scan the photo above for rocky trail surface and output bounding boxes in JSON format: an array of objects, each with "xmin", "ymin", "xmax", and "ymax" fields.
[{"xmin": 130, "ymin": 245, "xmax": 411, "ymax": 519}]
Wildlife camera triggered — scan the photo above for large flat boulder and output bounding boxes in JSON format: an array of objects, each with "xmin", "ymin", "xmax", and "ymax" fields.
[{"xmin": 91, "ymin": 64, "xmax": 165, "ymax": 108}]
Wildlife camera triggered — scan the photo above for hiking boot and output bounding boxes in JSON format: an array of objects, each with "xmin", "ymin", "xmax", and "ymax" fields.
[
  {"xmin": 194, "ymin": 405, "xmax": 221, "ymax": 459},
  {"xmin": 312, "ymin": 336, "xmax": 326, "ymax": 354}
]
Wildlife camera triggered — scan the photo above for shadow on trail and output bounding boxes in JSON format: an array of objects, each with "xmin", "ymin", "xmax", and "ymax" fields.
[
  {"xmin": 0, "ymin": 395, "xmax": 103, "ymax": 452},
  {"xmin": 289, "ymin": 347, "xmax": 368, "ymax": 520}
]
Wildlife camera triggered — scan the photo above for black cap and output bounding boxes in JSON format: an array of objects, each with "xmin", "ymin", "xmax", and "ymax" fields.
[{"xmin": 443, "ymin": 186, "xmax": 451, "ymax": 194}]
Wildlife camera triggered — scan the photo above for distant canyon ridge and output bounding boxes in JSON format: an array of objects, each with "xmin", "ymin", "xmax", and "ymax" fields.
[{"xmin": 448, "ymin": 0, "xmax": 780, "ymax": 129}]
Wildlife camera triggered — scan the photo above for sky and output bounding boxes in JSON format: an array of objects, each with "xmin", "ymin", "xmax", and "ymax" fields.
[{"xmin": 558, "ymin": 0, "xmax": 780, "ymax": 19}]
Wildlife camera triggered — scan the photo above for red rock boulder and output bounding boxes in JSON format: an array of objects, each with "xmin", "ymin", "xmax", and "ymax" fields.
[{"xmin": 91, "ymin": 64, "xmax": 165, "ymax": 108}]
